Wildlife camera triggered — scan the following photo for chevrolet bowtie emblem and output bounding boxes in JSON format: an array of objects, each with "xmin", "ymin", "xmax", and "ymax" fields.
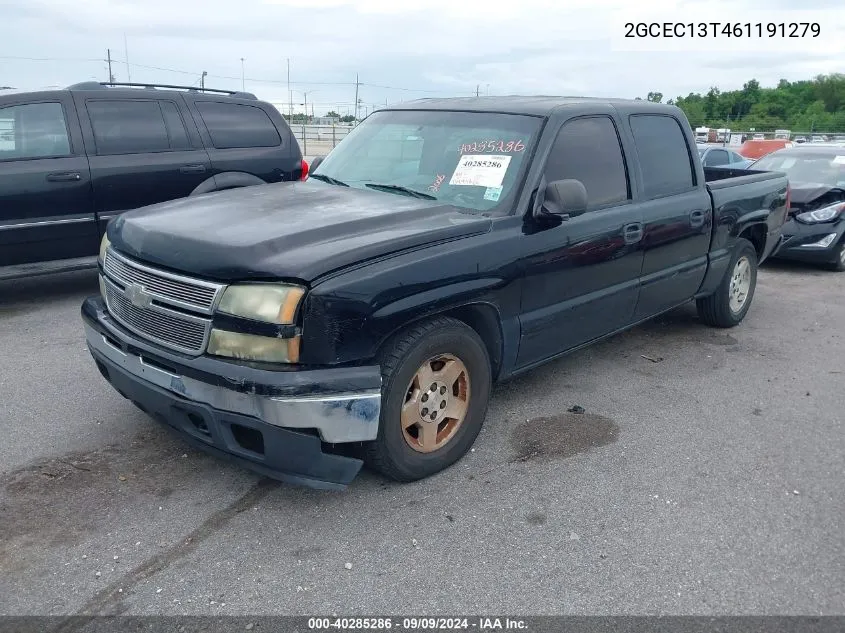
[{"xmin": 125, "ymin": 283, "xmax": 153, "ymax": 308}]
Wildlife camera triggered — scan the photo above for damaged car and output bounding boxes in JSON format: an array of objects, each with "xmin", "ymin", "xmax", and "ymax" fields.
[{"xmin": 753, "ymin": 145, "xmax": 845, "ymax": 271}]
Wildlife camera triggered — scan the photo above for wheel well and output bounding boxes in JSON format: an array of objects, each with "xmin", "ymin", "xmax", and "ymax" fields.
[
  {"xmin": 378, "ymin": 303, "xmax": 504, "ymax": 381},
  {"xmin": 439, "ymin": 304, "xmax": 504, "ymax": 381},
  {"xmin": 739, "ymin": 224, "xmax": 766, "ymax": 259}
]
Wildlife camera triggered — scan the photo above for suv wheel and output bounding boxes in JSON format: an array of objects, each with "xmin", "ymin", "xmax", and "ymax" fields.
[{"xmin": 364, "ymin": 316, "xmax": 492, "ymax": 482}]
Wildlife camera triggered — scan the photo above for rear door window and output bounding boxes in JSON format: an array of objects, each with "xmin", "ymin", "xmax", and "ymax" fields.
[
  {"xmin": 87, "ymin": 100, "xmax": 171, "ymax": 155},
  {"xmin": 629, "ymin": 114, "xmax": 695, "ymax": 198},
  {"xmin": 159, "ymin": 101, "xmax": 191, "ymax": 151},
  {"xmin": 195, "ymin": 102, "xmax": 281, "ymax": 149},
  {"xmin": 704, "ymin": 149, "xmax": 729, "ymax": 166},
  {"xmin": 0, "ymin": 102, "xmax": 71, "ymax": 160}
]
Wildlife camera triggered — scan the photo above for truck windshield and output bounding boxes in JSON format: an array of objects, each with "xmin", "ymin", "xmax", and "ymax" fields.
[
  {"xmin": 754, "ymin": 152, "xmax": 845, "ymax": 188},
  {"xmin": 311, "ymin": 110, "xmax": 541, "ymax": 213}
]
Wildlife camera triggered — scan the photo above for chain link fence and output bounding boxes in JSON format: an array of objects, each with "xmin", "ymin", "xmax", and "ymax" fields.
[{"xmin": 291, "ymin": 124, "xmax": 354, "ymax": 159}]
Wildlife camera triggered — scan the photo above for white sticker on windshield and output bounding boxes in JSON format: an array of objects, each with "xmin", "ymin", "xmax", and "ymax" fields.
[
  {"xmin": 832, "ymin": 155, "xmax": 845, "ymax": 165},
  {"xmin": 483, "ymin": 186, "xmax": 503, "ymax": 201},
  {"xmin": 450, "ymin": 154, "xmax": 512, "ymax": 188}
]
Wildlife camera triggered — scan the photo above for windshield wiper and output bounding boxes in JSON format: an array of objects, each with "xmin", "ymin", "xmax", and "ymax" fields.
[
  {"xmin": 309, "ymin": 173, "xmax": 349, "ymax": 187},
  {"xmin": 364, "ymin": 183, "xmax": 437, "ymax": 200}
]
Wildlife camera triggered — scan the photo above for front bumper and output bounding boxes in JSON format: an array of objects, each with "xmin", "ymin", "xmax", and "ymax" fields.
[
  {"xmin": 772, "ymin": 218, "xmax": 845, "ymax": 264},
  {"xmin": 82, "ymin": 296, "xmax": 382, "ymax": 489}
]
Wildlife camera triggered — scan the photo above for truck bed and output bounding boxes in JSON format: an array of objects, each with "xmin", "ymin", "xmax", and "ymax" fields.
[{"xmin": 703, "ymin": 166, "xmax": 782, "ymax": 188}]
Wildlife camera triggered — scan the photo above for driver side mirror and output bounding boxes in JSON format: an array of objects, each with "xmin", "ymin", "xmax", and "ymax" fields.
[
  {"xmin": 540, "ymin": 179, "xmax": 588, "ymax": 219},
  {"xmin": 309, "ymin": 155, "xmax": 326, "ymax": 172}
]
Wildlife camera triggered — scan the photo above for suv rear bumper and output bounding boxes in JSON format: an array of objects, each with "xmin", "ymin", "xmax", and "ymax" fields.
[{"xmin": 82, "ymin": 296, "xmax": 382, "ymax": 489}]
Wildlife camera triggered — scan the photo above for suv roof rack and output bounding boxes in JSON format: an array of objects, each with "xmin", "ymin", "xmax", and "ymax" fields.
[{"xmin": 65, "ymin": 81, "xmax": 258, "ymax": 100}]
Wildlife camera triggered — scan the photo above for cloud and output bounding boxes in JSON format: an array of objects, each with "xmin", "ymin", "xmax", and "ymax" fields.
[{"xmin": 2, "ymin": 0, "xmax": 843, "ymax": 114}]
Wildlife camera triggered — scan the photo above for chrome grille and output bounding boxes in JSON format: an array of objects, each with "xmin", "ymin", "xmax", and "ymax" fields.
[
  {"xmin": 103, "ymin": 248, "xmax": 222, "ymax": 314},
  {"xmin": 103, "ymin": 279, "xmax": 209, "ymax": 354}
]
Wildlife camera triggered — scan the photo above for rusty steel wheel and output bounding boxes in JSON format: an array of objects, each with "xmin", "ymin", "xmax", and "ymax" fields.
[{"xmin": 401, "ymin": 354, "xmax": 470, "ymax": 453}]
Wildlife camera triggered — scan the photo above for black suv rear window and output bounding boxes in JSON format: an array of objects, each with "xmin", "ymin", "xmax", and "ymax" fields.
[{"xmin": 195, "ymin": 102, "xmax": 281, "ymax": 149}]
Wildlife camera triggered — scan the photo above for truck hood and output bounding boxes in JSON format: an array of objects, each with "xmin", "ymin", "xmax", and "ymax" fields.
[{"xmin": 109, "ymin": 180, "xmax": 492, "ymax": 282}]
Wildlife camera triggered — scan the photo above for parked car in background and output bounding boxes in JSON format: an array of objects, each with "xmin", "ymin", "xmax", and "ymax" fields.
[
  {"xmin": 752, "ymin": 145, "xmax": 845, "ymax": 271},
  {"xmin": 0, "ymin": 81, "xmax": 306, "ymax": 281},
  {"xmin": 697, "ymin": 144, "xmax": 753, "ymax": 168},
  {"xmin": 752, "ymin": 133, "xmax": 765, "ymax": 141},
  {"xmin": 794, "ymin": 136, "xmax": 808, "ymax": 144},
  {"xmin": 82, "ymin": 96, "xmax": 788, "ymax": 488},
  {"xmin": 833, "ymin": 135, "xmax": 845, "ymax": 143},
  {"xmin": 810, "ymin": 135, "xmax": 828, "ymax": 143},
  {"xmin": 738, "ymin": 139, "xmax": 794, "ymax": 161}
]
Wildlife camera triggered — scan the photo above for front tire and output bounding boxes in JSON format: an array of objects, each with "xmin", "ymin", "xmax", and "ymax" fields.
[
  {"xmin": 824, "ymin": 240, "xmax": 845, "ymax": 272},
  {"xmin": 697, "ymin": 238, "xmax": 758, "ymax": 328},
  {"xmin": 364, "ymin": 316, "xmax": 492, "ymax": 482}
]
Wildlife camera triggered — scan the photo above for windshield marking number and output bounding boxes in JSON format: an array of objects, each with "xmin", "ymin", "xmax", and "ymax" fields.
[{"xmin": 460, "ymin": 140, "xmax": 525, "ymax": 154}]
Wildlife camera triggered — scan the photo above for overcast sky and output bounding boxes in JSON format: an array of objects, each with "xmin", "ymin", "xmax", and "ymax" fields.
[{"xmin": 2, "ymin": 0, "xmax": 843, "ymax": 116}]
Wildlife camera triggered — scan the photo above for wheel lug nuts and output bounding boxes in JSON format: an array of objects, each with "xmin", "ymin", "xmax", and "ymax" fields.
[{"xmin": 421, "ymin": 407, "xmax": 429, "ymax": 416}]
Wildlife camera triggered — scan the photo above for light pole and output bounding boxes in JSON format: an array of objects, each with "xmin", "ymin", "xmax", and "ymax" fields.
[
  {"xmin": 240, "ymin": 58, "xmax": 245, "ymax": 91},
  {"xmin": 201, "ymin": 71, "xmax": 207, "ymax": 90}
]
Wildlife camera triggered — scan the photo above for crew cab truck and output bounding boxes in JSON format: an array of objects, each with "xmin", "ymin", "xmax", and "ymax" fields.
[
  {"xmin": 0, "ymin": 81, "xmax": 305, "ymax": 281},
  {"xmin": 81, "ymin": 97, "xmax": 788, "ymax": 489}
]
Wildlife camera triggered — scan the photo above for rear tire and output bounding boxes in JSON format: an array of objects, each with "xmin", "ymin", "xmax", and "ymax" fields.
[
  {"xmin": 697, "ymin": 238, "xmax": 758, "ymax": 328},
  {"xmin": 364, "ymin": 316, "xmax": 492, "ymax": 482}
]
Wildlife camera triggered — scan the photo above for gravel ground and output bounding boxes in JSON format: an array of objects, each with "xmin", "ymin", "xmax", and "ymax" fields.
[{"xmin": 0, "ymin": 261, "xmax": 843, "ymax": 616}]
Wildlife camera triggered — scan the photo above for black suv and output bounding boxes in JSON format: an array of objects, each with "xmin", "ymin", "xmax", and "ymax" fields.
[{"xmin": 0, "ymin": 82, "xmax": 306, "ymax": 280}]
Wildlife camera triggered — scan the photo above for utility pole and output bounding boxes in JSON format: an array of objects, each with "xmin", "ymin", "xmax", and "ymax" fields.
[
  {"xmin": 287, "ymin": 58, "xmax": 292, "ymax": 120},
  {"xmin": 106, "ymin": 49, "xmax": 115, "ymax": 83},
  {"xmin": 124, "ymin": 33, "xmax": 131, "ymax": 82},
  {"xmin": 240, "ymin": 58, "xmax": 245, "ymax": 91},
  {"xmin": 201, "ymin": 71, "xmax": 207, "ymax": 90},
  {"xmin": 476, "ymin": 84, "xmax": 480, "ymax": 97},
  {"xmin": 303, "ymin": 91, "xmax": 307, "ymax": 123},
  {"xmin": 353, "ymin": 74, "xmax": 360, "ymax": 121}
]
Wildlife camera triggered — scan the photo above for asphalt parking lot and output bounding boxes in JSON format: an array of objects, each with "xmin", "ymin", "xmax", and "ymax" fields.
[{"xmin": 1, "ymin": 262, "xmax": 843, "ymax": 616}]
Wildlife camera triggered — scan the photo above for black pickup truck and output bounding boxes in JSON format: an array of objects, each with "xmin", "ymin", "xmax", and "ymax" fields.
[
  {"xmin": 0, "ymin": 81, "xmax": 305, "ymax": 281},
  {"xmin": 81, "ymin": 97, "xmax": 788, "ymax": 489}
]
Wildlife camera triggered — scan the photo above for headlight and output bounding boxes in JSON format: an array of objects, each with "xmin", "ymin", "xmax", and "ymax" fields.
[
  {"xmin": 796, "ymin": 202, "xmax": 845, "ymax": 224},
  {"xmin": 98, "ymin": 232, "xmax": 111, "ymax": 263},
  {"xmin": 207, "ymin": 329, "xmax": 300, "ymax": 363},
  {"xmin": 216, "ymin": 284, "xmax": 305, "ymax": 324}
]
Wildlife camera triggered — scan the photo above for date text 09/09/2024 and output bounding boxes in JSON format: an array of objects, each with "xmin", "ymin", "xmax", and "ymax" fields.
[
  {"xmin": 624, "ymin": 22, "xmax": 821, "ymax": 38},
  {"xmin": 307, "ymin": 617, "xmax": 528, "ymax": 630}
]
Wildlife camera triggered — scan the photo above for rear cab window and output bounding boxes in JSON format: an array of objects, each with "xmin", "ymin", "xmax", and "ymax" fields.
[
  {"xmin": 310, "ymin": 110, "xmax": 541, "ymax": 213},
  {"xmin": 195, "ymin": 102, "xmax": 282, "ymax": 149}
]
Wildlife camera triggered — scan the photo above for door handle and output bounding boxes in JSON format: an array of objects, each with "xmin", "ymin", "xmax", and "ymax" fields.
[
  {"xmin": 180, "ymin": 164, "xmax": 207, "ymax": 174},
  {"xmin": 690, "ymin": 209, "xmax": 706, "ymax": 228},
  {"xmin": 46, "ymin": 172, "xmax": 81, "ymax": 182},
  {"xmin": 623, "ymin": 222, "xmax": 643, "ymax": 244}
]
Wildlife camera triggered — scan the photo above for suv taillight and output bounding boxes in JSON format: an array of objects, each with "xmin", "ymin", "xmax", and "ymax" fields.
[{"xmin": 299, "ymin": 159, "xmax": 309, "ymax": 181}]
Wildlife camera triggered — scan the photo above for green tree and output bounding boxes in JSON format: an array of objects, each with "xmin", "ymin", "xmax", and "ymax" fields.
[
  {"xmin": 650, "ymin": 74, "xmax": 845, "ymax": 133},
  {"xmin": 646, "ymin": 91, "xmax": 663, "ymax": 103}
]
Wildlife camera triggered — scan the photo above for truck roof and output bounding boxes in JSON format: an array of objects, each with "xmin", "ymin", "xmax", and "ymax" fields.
[{"xmin": 388, "ymin": 95, "xmax": 682, "ymax": 117}]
